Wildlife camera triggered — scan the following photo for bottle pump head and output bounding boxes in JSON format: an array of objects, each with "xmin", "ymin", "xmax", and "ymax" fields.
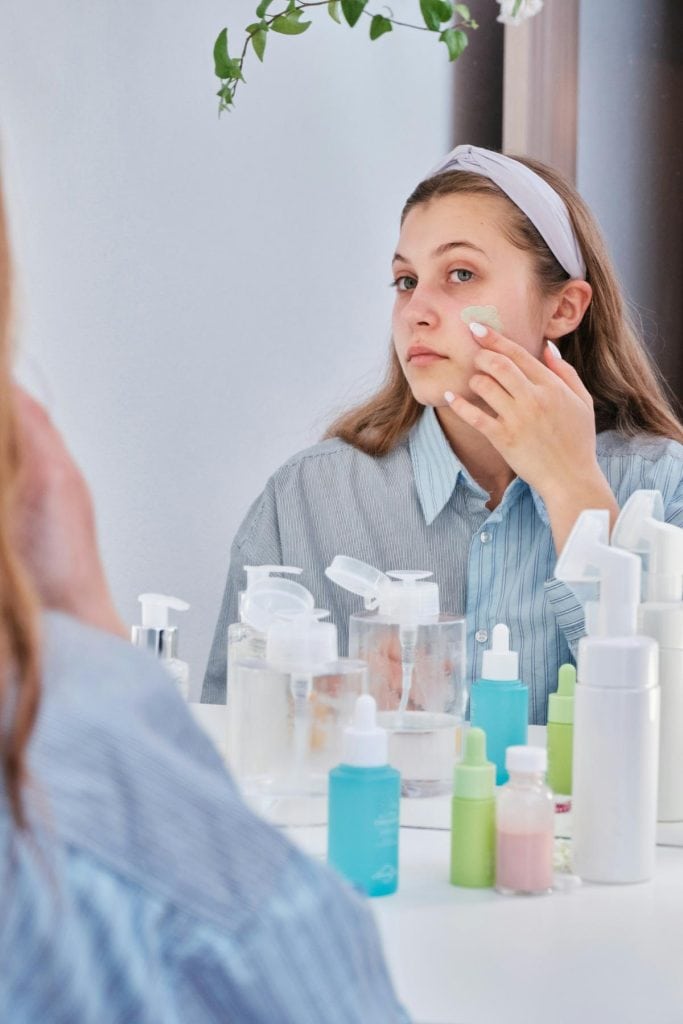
[
  {"xmin": 325, "ymin": 556, "xmax": 440, "ymax": 620},
  {"xmin": 132, "ymin": 593, "xmax": 189, "ymax": 660},
  {"xmin": 266, "ymin": 609, "xmax": 338, "ymax": 671},
  {"xmin": 555, "ymin": 509, "xmax": 641, "ymax": 637},
  {"xmin": 240, "ymin": 564, "xmax": 314, "ymax": 633},
  {"xmin": 612, "ymin": 490, "xmax": 683, "ymax": 604},
  {"xmin": 481, "ymin": 623, "xmax": 519, "ymax": 681}
]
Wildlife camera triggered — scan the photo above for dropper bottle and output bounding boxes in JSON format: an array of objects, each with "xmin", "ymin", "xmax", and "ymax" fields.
[
  {"xmin": 546, "ymin": 664, "xmax": 576, "ymax": 802},
  {"xmin": 612, "ymin": 490, "xmax": 683, "ymax": 821},
  {"xmin": 131, "ymin": 593, "xmax": 190, "ymax": 699},
  {"xmin": 450, "ymin": 727, "xmax": 495, "ymax": 888},
  {"xmin": 470, "ymin": 624, "xmax": 528, "ymax": 785},
  {"xmin": 556, "ymin": 508, "xmax": 660, "ymax": 883}
]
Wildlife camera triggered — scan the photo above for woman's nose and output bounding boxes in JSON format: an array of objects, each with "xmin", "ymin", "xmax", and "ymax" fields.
[{"xmin": 401, "ymin": 283, "xmax": 439, "ymax": 329}]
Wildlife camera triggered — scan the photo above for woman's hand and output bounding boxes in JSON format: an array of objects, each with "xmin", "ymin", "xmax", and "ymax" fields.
[
  {"xmin": 12, "ymin": 387, "xmax": 128, "ymax": 638},
  {"xmin": 444, "ymin": 323, "xmax": 619, "ymax": 553}
]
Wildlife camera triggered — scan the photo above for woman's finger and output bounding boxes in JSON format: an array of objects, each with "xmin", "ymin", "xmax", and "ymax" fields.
[
  {"xmin": 542, "ymin": 343, "xmax": 594, "ymax": 404},
  {"xmin": 443, "ymin": 390, "xmax": 503, "ymax": 443},
  {"xmin": 473, "ymin": 347, "xmax": 534, "ymax": 400},
  {"xmin": 468, "ymin": 372, "xmax": 516, "ymax": 418},
  {"xmin": 468, "ymin": 321, "xmax": 550, "ymax": 385}
]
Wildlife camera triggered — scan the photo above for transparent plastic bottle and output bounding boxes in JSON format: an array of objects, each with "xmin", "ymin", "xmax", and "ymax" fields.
[
  {"xmin": 231, "ymin": 609, "xmax": 367, "ymax": 827},
  {"xmin": 131, "ymin": 593, "xmax": 190, "ymax": 700},
  {"xmin": 495, "ymin": 746, "xmax": 555, "ymax": 896},
  {"xmin": 325, "ymin": 556, "xmax": 466, "ymax": 797}
]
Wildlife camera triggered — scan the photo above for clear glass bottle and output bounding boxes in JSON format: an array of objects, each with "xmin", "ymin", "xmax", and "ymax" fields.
[
  {"xmin": 325, "ymin": 556, "xmax": 466, "ymax": 797},
  {"xmin": 495, "ymin": 746, "xmax": 555, "ymax": 896},
  {"xmin": 231, "ymin": 610, "xmax": 367, "ymax": 827}
]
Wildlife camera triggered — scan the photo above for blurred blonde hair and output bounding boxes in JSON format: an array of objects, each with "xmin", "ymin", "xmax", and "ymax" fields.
[
  {"xmin": 326, "ymin": 156, "xmax": 683, "ymax": 454},
  {"xmin": 0, "ymin": 181, "xmax": 41, "ymax": 827}
]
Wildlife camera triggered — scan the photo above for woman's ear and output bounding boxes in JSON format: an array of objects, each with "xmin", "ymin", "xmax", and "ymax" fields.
[{"xmin": 544, "ymin": 280, "xmax": 592, "ymax": 339}]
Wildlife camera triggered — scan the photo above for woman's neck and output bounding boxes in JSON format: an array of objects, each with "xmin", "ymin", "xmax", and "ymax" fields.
[{"xmin": 435, "ymin": 406, "xmax": 515, "ymax": 510}]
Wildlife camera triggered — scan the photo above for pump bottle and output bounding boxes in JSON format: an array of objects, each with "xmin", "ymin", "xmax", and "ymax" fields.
[
  {"xmin": 612, "ymin": 490, "xmax": 683, "ymax": 822},
  {"xmin": 325, "ymin": 555, "xmax": 466, "ymax": 797},
  {"xmin": 556, "ymin": 509, "xmax": 660, "ymax": 883},
  {"xmin": 131, "ymin": 593, "xmax": 190, "ymax": 699},
  {"xmin": 328, "ymin": 694, "xmax": 400, "ymax": 897},
  {"xmin": 469, "ymin": 624, "xmax": 528, "ymax": 785}
]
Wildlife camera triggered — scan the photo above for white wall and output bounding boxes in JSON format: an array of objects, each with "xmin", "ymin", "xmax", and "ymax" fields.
[{"xmin": 0, "ymin": 1, "xmax": 452, "ymax": 695}]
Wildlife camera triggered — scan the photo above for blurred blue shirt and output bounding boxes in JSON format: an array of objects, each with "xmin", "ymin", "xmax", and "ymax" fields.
[{"xmin": 0, "ymin": 613, "xmax": 408, "ymax": 1023}]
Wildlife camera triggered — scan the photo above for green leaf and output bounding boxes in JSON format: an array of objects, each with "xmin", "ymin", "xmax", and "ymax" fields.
[
  {"xmin": 454, "ymin": 3, "xmax": 470, "ymax": 19},
  {"xmin": 341, "ymin": 0, "xmax": 366, "ymax": 28},
  {"xmin": 251, "ymin": 27, "xmax": 268, "ymax": 61},
  {"xmin": 271, "ymin": 9, "xmax": 312, "ymax": 33},
  {"xmin": 369, "ymin": 14, "xmax": 392, "ymax": 40},
  {"xmin": 328, "ymin": 0, "xmax": 342, "ymax": 24},
  {"xmin": 439, "ymin": 26, "xmax": 468, "ymax": 60},
  {"xmin": 213, "ymin": 28, "xmax": 232, "ymax": 79},
  {"xmin": 420, "ymin": 0, "xmax": 452, "ymax": 30},
  {"xmin": 256, "ymin": 0, "xmax": 275, "ymax": 16}
]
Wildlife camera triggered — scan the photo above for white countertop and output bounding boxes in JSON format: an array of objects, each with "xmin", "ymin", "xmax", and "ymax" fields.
[{"xmin": 190, "ymin": 703, "xmax": 683, "ymax": 1024}]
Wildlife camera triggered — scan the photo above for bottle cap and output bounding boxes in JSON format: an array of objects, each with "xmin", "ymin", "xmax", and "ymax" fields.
[
  {"xmin": 325, "ymin": 556, "xmax": 440, "ymax": 620},
  {"xmin": 453, "ymin": 727, "xmax": 495, "ymax": 799},
  {"xmin": 481, "ymin": 623, "xmax": 519, "ymax": 681},
  {"xmin": 241, "ymin": 573, "xmax": 314, "ymax": 634},
  {"xmin": 266, "ymin": 609, "xmax": 338, "ymax": 670},
  {"xmin": 131, "ymin": 593, "xmax": 189, "ymax": 660},
  {"xmin": 506, "ymin": 745, "xmax": 547, "ymax": 774},
  {"xmin": 547, "ymin": 663, "xmax": 576, "ymax": 725},
  {"xmin": 612, "ymin": 490, "xmax": 683, "ymax": 604},
  {"xmin": 342, "ymin": 694, "xmax": 388, "ymax": 767}
]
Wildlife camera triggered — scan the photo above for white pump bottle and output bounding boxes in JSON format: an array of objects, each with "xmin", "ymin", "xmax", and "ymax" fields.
[
  {"xmin": 132, "ymin": 593, "xmax": 190, "ymax": 700},
  {"xmin": 555, "ymin": 509, "xmax": 660, "ymax": 883},
  {"xmin": 612, "ymin": 490, "xmax": 683, "ymax": 821}
]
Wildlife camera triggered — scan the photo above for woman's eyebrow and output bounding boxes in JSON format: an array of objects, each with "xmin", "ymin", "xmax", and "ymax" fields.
[{"xmin": 392, "ymin": 240, "xmax": 489, "ymax": 265}]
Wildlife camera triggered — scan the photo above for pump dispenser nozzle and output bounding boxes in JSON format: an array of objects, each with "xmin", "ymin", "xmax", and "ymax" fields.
[
  {"xmin": 555, "ymin": 509, "xmax": 641, "ymax": 637},
  {"xmin": 240, "ymin": 565, "xmax": 314, "ymax": 634},
  {"xmin": 612, "ymin": 491, "xmax": 683, "ymax": 603},
  {"xmin": 132, "ymin": 593, "xmax": 189, "ymax": 660}
]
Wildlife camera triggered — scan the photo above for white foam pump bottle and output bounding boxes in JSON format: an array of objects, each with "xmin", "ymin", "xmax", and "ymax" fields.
[
  {"xmin": 132, "ymin": 593, "xmax": 190, "ymax": 700},
  {"xmin": 612, "ymin": 490, "xmax": 683, "ymax": 821},
  {"xmin": 555, "ymin": 508, "xmax": 660, "ymax": 883}
]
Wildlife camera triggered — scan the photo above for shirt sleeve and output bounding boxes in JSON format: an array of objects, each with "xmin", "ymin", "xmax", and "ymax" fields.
[{"xmin": 201, "ymin": 479, "xmax": 283, "ymax": 704}]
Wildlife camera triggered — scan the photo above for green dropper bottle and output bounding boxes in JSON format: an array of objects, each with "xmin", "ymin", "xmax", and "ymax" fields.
[
  {"xmin": 450, "ymin": 727, "xmax": 495, "ymax": 888},
  {"xmin": 547, "ymin": 664, "xmax": 577, "ymax": 796}
]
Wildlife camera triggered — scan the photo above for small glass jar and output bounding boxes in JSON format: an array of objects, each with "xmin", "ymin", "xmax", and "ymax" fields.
[{"xmin": 495, "ymin": 746, "xmax": 555, "ymax": 895}]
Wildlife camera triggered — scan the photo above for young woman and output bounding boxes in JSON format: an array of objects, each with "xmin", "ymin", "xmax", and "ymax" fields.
[
  {"xmin": 202, "ymin": 145, "xmax": 683, "ymax": 722},
  {"xmin": 0, "ymin": 186, "xmax": 406, "ymax": 1020}
]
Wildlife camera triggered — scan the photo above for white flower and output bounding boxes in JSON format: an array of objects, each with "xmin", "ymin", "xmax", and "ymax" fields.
[{"xmin": 495, "ymin": 0, "xmax": 544, "ymax": 26}]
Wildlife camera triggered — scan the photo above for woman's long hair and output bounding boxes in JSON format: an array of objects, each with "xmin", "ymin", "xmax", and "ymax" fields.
[
  {"xmin": 326, "ymin": 157, "xmax": 683, "ymax": 454},
  {"xmin": 0, "ymin": 184, "xmax": 41, "ymax": 827}
]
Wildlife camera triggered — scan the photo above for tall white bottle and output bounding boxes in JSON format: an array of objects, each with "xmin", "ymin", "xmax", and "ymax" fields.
[
  {"xmin": 555, "ymin": 509, "xmax": 660, "ymax": 883},
  {"xmin": 612, "ymin": 490, "xmax": 683, "ymax": 822}
]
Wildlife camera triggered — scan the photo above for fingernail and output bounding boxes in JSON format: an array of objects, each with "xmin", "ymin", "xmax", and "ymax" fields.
[
  {"xmin": 469, "ymin": 322, "xmax": 488, "ymax": 339},
  {"xmin": 444, "ymin": 390, "xmax": 455, "ymax": 403},
  {"xmin": 547, "ymin": 339, "xmax": 562, "ymax": 360}
]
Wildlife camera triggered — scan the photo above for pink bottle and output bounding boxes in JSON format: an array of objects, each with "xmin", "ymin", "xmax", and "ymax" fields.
[{"xmin": 495, "ymin": 746, "xmax": 554, "ymax": 895}]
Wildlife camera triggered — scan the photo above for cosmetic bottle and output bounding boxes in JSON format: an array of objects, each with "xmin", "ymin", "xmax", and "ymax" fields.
[
  {"xmin": 325, "ymin": 555, "xmax": 466, "ymax": 797},
  {"xmin": 495, "ymin": 745, "xmax": 554, "ymax": 895},
  {"xmin": 327, "ymin": 694, "xmax": 400, "ymax": 897},
  {"xmin": 450, "ymin": 727, "xmax": 495, "ymax": 888},
  {"xmin": 556, "ymin": 509, "xmax": 659, "ymax": 883},
  {"xmin": 227, "ymin": 564, "xmax": 314, "ymax": 689},
  {"xmin": 231, "ymin": 608, "xmax": 367, "ymax": 826},
  {"xmin": 546, "ymin": 663, "xmax": 576, "ymax": 801},
  {"xmin": 612, "ymin": 490, "xmax": 683, "ymax": 822},
  {"xmin": 469, "ymin": 624, "xmax": 528, "ymax": 784},
  {"xmin": 132, "ymin": 593, "xmax": 190, "ymax": 699}
]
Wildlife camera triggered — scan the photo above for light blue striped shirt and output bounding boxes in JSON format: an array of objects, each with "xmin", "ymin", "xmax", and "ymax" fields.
[
  {"xmin": 1, "ymin": 613, "xmax": 408, "ymax": 1023},
  {"xmin": 202, "ymin": 408, "xmax": 683, "ymax": 721}
]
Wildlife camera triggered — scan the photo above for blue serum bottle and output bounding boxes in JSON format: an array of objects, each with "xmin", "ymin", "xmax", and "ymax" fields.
[
  {"xmin": 328, "ymin": 695, "xmax": 400, "ymax": 897},
  {"xmin": 470, "ymin": 624, "xmax": 528, "ymax": 785}
]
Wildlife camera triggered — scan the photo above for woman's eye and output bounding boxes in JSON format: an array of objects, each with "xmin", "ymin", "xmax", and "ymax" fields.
[
  {"xmin": 392, "ymin": 275, "xmax": 418, "ymax": 292},
  {"xmin": 450, "ymin": 268, "xmax": 474, "ymax": 283}
]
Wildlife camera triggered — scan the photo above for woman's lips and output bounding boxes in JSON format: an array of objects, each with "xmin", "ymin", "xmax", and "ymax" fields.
[{"xmin": 407, "ymin": 345, "xmax": 448, "ymax": 367}]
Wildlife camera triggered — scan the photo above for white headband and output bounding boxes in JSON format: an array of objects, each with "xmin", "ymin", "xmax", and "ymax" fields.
[{"xmin": 424, "ymin": 144, "xmax": 586, "ymax": 280}]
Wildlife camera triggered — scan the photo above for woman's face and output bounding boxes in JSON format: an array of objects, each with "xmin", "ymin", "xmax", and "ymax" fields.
[{"xmin": 391, "ymin": 193, "xmax": 552, "ymax": 409}]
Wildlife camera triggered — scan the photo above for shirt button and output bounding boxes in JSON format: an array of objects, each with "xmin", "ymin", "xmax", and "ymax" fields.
[
  {"xmin": 480, "ymin": 531, "xmax": 492, "ymax": 544},
  {"xmin": 476, "ymin": 629, "xmax": 488, "ymax": 644}
]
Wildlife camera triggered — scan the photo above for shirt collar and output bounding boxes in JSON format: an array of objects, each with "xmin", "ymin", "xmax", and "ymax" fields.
[{"xmin": 408, "ymin": 406, "xmax": 550, "ymax": 527}]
